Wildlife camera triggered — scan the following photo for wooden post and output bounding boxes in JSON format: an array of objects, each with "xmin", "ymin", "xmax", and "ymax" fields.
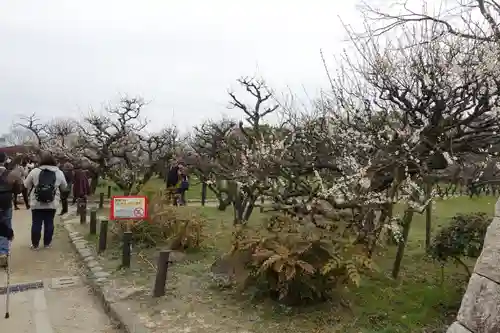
[
  {"xmin": 152, "ymin": 250, "xmax": 171, "ymax": 297},
  {"xmin": 99, "ymin": 192, "xmax": 104, "ymax": 209},
  {"xmin": 201, "ymin": 182, "xmax": 207, "ymax": 206},
  {"xmin": 98, "ymin": 220, "xmax": 109, "ymax": 254},
  {"xmin": 107, "ymin": 186, "xmax": 112, "ymax": 199},
  {"xmin": 80, "ymin": 205, "xmax": 87, "ymax": 224},
  {"xmin": 121, "ymin": 231, "xmax": 132, "ymax": 268},
  {"xmin": 89, "ymin": 209, "xmax": 97, "ymax": 235}
]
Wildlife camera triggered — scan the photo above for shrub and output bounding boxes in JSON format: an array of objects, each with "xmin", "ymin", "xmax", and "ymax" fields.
[
  {"xmin": 219, "ymin": 214, "xmax": 374, "ymax": 305},
  {"xmin": 429, "ymin": 212, "xmax": 490, "ymax": 277},
  {"xmin": 119, "ymin": 194, "xmax": 205, "ymax": 251}
]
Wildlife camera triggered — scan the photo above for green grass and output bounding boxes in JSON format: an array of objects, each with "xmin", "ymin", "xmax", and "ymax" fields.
[
  {"xmin": 187, "ymin": 200, "xmax": 480, "ymax": 332},
  {"xmin": 77, "ymin": 192, "xmax": 497, "ymax": 333},
  {"xmin": 397, "ymin": 195, "xmax": 495, "ymax": 253},
  {"xmin": 94, "ymin": 176, "xmax": 216, "ymax": 200}
]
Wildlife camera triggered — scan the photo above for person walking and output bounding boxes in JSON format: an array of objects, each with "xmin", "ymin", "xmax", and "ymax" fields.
[
  {"xmin": 175, "ymin": 164, "xmax": 189, "ymax": 205},
  {"xmin": 24, "ymin": 152, "xmax": 67, "ymax": 250},
  {"xmin": 12, "ymin": 160, "xmax": 30, "ymax": 210},
  {"xmin": 0, "ymin": 152, "xmax": 23, "ymax": 267},
  {"xmin": 165, "ymin": 160, "xmax": 182, "ymax": 205},
  {"xmin": 59, "ymin": 162, "xmax": 73, "ymax": 216},
  {"xmin": 72, "ymin": 163, "xmax": 90, "ymax": 213},
  {"xmin": 5, "ymin": 158, "xmax": 20, "ymax": 210},
  {"xmin": 21, "ymin": 160, "xmax": 31, "ymax": 209}
]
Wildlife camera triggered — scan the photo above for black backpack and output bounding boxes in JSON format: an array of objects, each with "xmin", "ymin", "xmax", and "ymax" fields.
[
  {"xmin": 0, "ymin": 169, "xmax": 13, "ymax": 209},
  {"xmin": 34, "ymin": 169, "xmax": 57, "ymax": 203}
]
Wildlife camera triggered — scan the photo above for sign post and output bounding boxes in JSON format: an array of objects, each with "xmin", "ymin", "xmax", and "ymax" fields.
[
  {"xmin": 109, "ymin": 196, "xmax": 148, "ymax": 268},
  {"xmin": 110, "ymin": 195, "xmax": 149, "ymax": 221}
]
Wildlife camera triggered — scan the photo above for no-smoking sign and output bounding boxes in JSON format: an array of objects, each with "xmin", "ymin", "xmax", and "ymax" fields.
[
  {"xmin": 133, "ymin": 208, "xmax": 144, "ymax": 217},
  {"xmin": 110, "ymin": 196, "xmax": 149, "ymax": 221}
]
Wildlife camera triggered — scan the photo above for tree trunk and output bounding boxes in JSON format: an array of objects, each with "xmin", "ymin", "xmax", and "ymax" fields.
[
  {"xmin": 453, "ymin": 256, "xmax": 471, "ymax": 278},
  {"xmin": 425, "ymin": 182, "xmax": 432, "ymax": 250},
  {"xmin": 201, "ymin": 182, "xmax": 207, "ymax": 206},
  {"xmin": 142, "ymin": 171, "xmax": 153, "ymax": 189},
  {"xmin": 206, "ymin": 184, "xmax": 227, "ymax": 210},
  {"xmin": 90, "ymin": 174, "xmax": 99, "ymax": 194},
  {"xmin": 233, "ymin": 195, "xmax": 244, "ymax": 225},
  {"xmin": 243, "ymin": 202, "xmax": 255, "ymax": 221},
  {"xmin": 392, "ymin": 208, "xmax": 415, "ymax": 279}
]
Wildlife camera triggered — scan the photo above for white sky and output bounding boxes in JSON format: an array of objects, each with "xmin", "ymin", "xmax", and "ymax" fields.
[{"xmin": 0, "ymin": 0, "xmax": 361, "ymax": 134}]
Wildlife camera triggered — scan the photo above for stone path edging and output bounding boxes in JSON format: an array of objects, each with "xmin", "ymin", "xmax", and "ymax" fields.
[{"xmin": 61, "ymin": 214, "xmax": 151, "ymax": 333}]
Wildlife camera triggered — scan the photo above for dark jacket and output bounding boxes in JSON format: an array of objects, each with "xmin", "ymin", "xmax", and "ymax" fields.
[
  {"xmin": 166, "ymin": 166, "xmax": 179, "ymax": 187},
  {"xmin": 0, "ymin": 166, "xmax": 23, "ymax": 195},
  {"xmin": 73, "ymin": 169, "xmax": 90, "ymax": 198}
]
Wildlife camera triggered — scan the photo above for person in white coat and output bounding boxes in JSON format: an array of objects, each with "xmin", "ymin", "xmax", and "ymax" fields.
[{"xmin": 24, "ymin": 152, "xmax": 67, "ymax": 250}]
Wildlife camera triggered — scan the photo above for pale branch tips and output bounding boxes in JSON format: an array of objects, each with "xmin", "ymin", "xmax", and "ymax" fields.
[
  {"xmin": 14, "ymin": 113, "xmax": 47, "ymax": 147},
  {"xmin": 228, "ymin": 76, "xmax": 279, "ymax": 133},
  {"xmin": 45, "ymin": 118, "xmax": 76, "ymax": 140},
  {"xmin": 357, "ymin": 0, "xmax": 500, "ymax": 44},
  {"xmin": 2, "ymin": 126, "xmax": 38, "ymax": 147}
]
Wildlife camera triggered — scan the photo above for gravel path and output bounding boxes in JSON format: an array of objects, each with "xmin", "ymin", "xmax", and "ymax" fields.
[{"xmin": 1, "ymin": 208, "xmax": 119, "ymax": 333}]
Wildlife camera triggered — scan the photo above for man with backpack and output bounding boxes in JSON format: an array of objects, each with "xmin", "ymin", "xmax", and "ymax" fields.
[
  {"xmin": 24, "ymin": 152, "xmax": 67, "ymax": 250},
  {"xmin": 0, "ymin": 152, "xmax": 23, "ymax": 267}
]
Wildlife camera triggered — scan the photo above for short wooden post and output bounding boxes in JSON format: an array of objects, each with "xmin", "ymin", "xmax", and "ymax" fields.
[
  {"xmin": 89, "ymin": 209, "xmax": 97, "ymax": 235},
  {"xmin": 99, "ymin": 192, "xmax": 104, "ymax": 209},
  {"xmin": 201, "ymin": 182, "xmax": 207, "ymax": 206},
  {"xmin": 98, "ymin": 220, "xmax": 109, "ymax": 254},
  {"xmin": 121, "ymin": 231, "xmax": 133, "ymax": 268},
  {"xmin": 80, "ymin": 205, "xmax": 87, "ymax": 224},
  {"xmin": 152, "ymin": 250, "xmax": 171, "ymax": 297},
  {"xmin": 107, "ymin": 186, "xmax": 112, "ymax": 199}
]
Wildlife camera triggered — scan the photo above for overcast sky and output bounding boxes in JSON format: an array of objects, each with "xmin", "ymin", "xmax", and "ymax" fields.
[{"xmin": 0, "ymin": 1, "xmax": 363, "ymax": 134}]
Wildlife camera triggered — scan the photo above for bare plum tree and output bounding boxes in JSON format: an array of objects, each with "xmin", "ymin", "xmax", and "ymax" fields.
[
  {"xmin": 14, "ymin": 113, "xmax": 47, "ymax": 148},
  {"xmin": 77, "ymin": 97, "xmax": 149, "ymax": 194},
  {"xmin": 45, "ymin": 118, "xmax": 77, "ymax": 148}
]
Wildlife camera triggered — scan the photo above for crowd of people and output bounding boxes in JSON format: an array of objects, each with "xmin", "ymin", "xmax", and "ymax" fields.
[
  {"xmin": 0, "ymin": 151, "xmax": 91, "ymax": 268},
  {"xmin": 0, "ymin": 152, "xmax": 192, "ymax": 269}
]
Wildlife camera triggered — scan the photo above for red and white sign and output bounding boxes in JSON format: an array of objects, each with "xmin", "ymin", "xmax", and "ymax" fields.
[{"xmin": 110, "ymin": 196, "xmax": 149, "ymax": 221}]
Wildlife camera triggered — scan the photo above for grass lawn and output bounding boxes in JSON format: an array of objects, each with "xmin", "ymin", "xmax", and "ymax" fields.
[
  {"xmin": 94, "ymin": 176, "xmax": 217, "ymax": 201},
  {"xmin": 75, "ymin": 194, "xmax": 497, "ymax": 333}
]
